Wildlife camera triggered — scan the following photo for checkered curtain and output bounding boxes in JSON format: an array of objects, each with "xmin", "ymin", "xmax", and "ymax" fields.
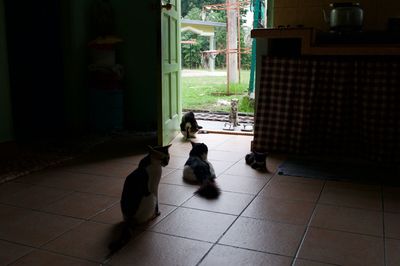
[{"xmin": 253, "ymin": 56, "xmax": 400, "ymax": 163}]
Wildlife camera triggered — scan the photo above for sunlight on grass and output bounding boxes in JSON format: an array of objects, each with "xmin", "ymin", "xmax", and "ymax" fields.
[{"xmin": 182, "ymin": 70, "xmax": 254, "ymax": 113}]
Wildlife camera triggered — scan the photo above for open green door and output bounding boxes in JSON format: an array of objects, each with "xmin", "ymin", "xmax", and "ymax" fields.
[{"xmin": 159, "ymin": 0, "xmax": 181, "ymax": 145}]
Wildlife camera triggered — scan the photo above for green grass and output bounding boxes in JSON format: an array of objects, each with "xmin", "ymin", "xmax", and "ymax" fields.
[{"xmin": 182, "ymin": 70, "xmax": 254, "ymax": 113}]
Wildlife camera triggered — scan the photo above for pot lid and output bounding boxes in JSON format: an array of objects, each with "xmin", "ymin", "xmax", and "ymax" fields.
[{"xmin": 330, "ymin": 2, "xmax": 360, "ymax": 8}]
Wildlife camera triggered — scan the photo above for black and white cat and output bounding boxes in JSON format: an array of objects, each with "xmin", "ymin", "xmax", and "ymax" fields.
[
  {"xmin": 180, "ymin": 111, "xmax": 203, "ymax": 139},
  {"xmin": 108, "ymin": 144, "xmax": 171, "ymax": 254},
  {"xmin": 183, "ymin": 142, "xmax": 220, "ymax": 199}
]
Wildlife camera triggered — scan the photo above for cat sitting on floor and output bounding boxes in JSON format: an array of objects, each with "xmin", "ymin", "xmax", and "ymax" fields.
[
  {"xmin": 224, "ymin": 98, "xmax": 240, "ymax": 130},
  {"xmin": 183, "ymin": 142, "xmax": 220, "ymax": 199},
  {"xmin": 245, "ymin": 151, "xmax": 268, "ymax": 171},
  {"xmin": 180, "ymin": 111, "xmax": 203, "ymax": 139},
  {"xmin": 108, "ymin": 144, "xmax": 171, "ymax": 256}
]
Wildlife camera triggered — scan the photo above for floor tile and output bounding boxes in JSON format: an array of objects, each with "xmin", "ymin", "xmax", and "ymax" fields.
[
  {"xmin": 10, "ymin": 250, "xmax": 97, "ymax": 266},
  {"xmin": 271, "ymin": 174, "xmax": 324, "ymax": 186},
  {"xmin": 73, "ymin": 176, "xmax": 125, "ymax": 198},
  {"xmin": 386, "ymin": 238, "xmax": 400, "ymax": 266},
  {"xmin": 43, "ymin": 221, "xmax": 116, "ymax": 263},
  {"xmin": 161, "ymin": 169, "xmax": 190, "ymax": 186},
  {"xmin": 63, "ymin": 160, "xmax": 135, "ymax": 178},
  {"xmin": 266, "ymin": 154, "xmax": 287, "ymax": 173},
  {"xmin": 259, "ymin": 181, "xmax": 322, "ymax": 202},
  {"xmin": 0, "ymin": 240, "xmax": 32, "ymax": 265},
  {"xmin": 208, "ymin": 160, "xmax": 236, "ymax": 176},
  {"xmin": 90, "ymin": 203, "xmax": 122, "ymax": 224},
  {"xmin": 166, "ymin": 155, "xmax": 187, "ymax": 169},
  {"xmin": 242, "ymin": 196, "xmax": 315, "ymax": 225},
  {"xmin": 0, "ymin": 182, "xmax": 33, "ymax": 202},
  {"xmin": 183, "ymin": 191, "xmax": 255, "ymax": 215},
  {"xmin": 298, "ymin": 227, "xmax": 384, "ymax": 266},
  {"xmin": 158, "ymin": 183, "xmax": 196, "ymax": 206},
  {"xmin": 151, "ymin": 207, "xmax": 236, "ymax": 242},
  {"xmin": 41, "ymin": 192, "xmax": 118, "ymax": 219},
  {"xmin": 384, "ymin": 212, "xmax": 400, "ymax": 239},
  {"xmin": 108, "ymin": 231, "xmax": 212, "ymax": 266},
  {"xmin": 199, "ymin": 244, "xmax": 292, "ymax": 266},
  {"xmin": 293, "ymin": 258, "xmax": 337, "ymax": 266},
  {"xmin": 311, "ymin": 204, "xmax": 383, "ymax": 236},
  {"xmin": 217, "ymin": 174, "xmax": 268, "ymax": 195},
  {"xmin": 383, "ymin": 186, "xmax": 400, "ymax": 213},
  {"xmin": 223, "ymin": 161, "xmax": 272, "ymax": 179},
  {"xmin": 0, "ymin": 204, "xmax": 81, "ymax": 247},
  {"xmin": 319, "ymin": 186, "xmax": 382, "ymax": 210},
  {"xmin": 206, "ymin": 150, "xmax": 244, "ymax": 162},
  {"xmin": 0, "ymin": 184, "xmax": 72, "ymax": 210},
  {"xmin": 219, "ymin": 217, "xmax": 305, "ymax": 256}
]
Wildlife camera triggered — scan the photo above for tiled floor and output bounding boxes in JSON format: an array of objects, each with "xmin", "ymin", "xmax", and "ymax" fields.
[{"xmin": 1, "ymin": 133, "xmax": 400, "ymax": 266}]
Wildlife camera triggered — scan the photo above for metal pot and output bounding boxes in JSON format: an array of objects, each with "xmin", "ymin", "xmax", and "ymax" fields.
[{"xmin": 323, "ymin": 3, "xmax": 363, "ymax": 32}]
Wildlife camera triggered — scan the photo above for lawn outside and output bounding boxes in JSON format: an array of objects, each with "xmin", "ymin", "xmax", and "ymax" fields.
[{"xmin": 181, "ymin": 69, "xmax": 254, "ymax": 114}]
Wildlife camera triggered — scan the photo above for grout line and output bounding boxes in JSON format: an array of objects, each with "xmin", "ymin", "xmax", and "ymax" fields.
[
  {"xmin": 290, "ymin": 180, "xmax": 327, "ymax": 266},
  {"xmin": 382, "ymin": 184, "xmax": 387, "ymax": 266},
  {"xmin": 195, "ymin": 169, "xmax": 278, "ymax": 266}
]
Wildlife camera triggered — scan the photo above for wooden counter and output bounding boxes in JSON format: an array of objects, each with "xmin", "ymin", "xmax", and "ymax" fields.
[{"xmin": 251, "ymin": 28, "xmax": 400, "ymax": 55}]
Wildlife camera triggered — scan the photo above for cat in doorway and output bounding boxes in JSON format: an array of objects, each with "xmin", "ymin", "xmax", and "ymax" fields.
[
  {"xmin": 224, "ymin": 98, "xmax": 240, "ymax": 130},
  {"xmin": 180, "ymin": 111, "xmax": 203, "ymax": 139}
]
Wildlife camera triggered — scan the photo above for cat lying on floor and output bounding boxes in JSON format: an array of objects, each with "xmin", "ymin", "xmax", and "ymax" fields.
[
  {"xmin": 180, "ymin": 111, "xmax": 203, "ymax": 139},
  {"xmin": 108, "ymin": 144, "xmax": 171, "ymax": 256},
  {"xmin": 183, "ymin": 142, "xmax": 220, "ymax": 199}
]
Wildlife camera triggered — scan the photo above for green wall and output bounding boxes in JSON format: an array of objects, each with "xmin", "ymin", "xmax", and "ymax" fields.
[
  {"xmin": 62, "ymin": 0, "xmax": 161, "ymax": 133},
  {"xmin": 62, "ymin": 0, "xmax": 92, "ymax": 134},
  {"xmin": 112, "ymin": 0, "xmax": 160, "ymax": 130},
  {"xmin": 0, "ymin": 0, "xmax": 13, "ymax": 142}
]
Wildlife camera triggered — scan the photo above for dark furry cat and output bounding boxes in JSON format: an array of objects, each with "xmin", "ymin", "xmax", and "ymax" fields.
[
  {"xmin": 183, "ymin": 142, "xmax": 220, "ymax": 199},
  {"xmin": 180, "ymin": 111, "xmax": 202, "ymax": 139},
  {"xmin": 245, "ymin": 151, "xmax": 267, "ymax": 171},
  {"xmin": 108, "ymin": 144, "xmax": 171, "ymax": 255}
]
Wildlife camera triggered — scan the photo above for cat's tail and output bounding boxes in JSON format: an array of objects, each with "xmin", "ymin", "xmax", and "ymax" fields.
[
  {"xmin": 195, "ymin": 180, "xmax": 220, "ymax": 199},
  {"xmin": 106, "ymin": 222, "xmax": 132, "ymax": 259}
]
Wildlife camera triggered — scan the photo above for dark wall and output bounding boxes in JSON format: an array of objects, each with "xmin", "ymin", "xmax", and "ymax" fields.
[
  {"xmin": 0, "ymin": 0, "xmax": 13, "ymax": 142},
  {"xmin": 1, "ymin": 0, "xmax": 162, "ymax": 142},
  {"xmin": 4, "ymin": 0, "xmax": 65, "ymax": 140}
]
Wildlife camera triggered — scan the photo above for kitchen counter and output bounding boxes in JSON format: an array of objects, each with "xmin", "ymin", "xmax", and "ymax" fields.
[{"xmin": 251, "ymin": 27, "xmax": 400, "ymax": 55}]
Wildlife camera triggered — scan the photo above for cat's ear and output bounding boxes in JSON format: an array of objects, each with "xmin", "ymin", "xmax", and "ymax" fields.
[
  {"xmin": 190, "ymin": 141, "xmax": 196, "ymax": 147},
  {"xmin": 164, "ymin": 144, "xmax": 172, "ymax": 149}
]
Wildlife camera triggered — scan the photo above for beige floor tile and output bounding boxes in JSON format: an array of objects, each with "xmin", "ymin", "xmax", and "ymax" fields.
[
  {"xmin": 43, "ymin": 221, "xmax": 117, "ymax": 263},
  {"xmin": 383, "ymin": 186, "xmax": 400, "ymax": 213},
  {"xmin": 0, "ymin": 204, "xmax": 81, "ymax": 247},
  {"xmin": 386, "ymin": 238, "xmax": 400, "ymax": 266},
  {"xmin": 158, "ymin": 183, "xmax": 196, "ymax": 206},
  {"xmin": 151, "ymin": 207, "xmax": 236, "ymax": 242},
  {"xmin": 0, "ymin": 240, "xmax": 32, "ymax": 265},
  {"xmin": 260, "ymin": 181, "xmax": 322, "ymax": 202},
  {"xmin": 311, "ymin": 204, "xmax": 383, "ymax": 236},
  {"xmin": 62, "ymin": 160, "xmax": 136, "ymax": 178},
  {"xmin": 223, "ymin": 161, "xmax": 273, "ymax": 179},
  {"xmin": 206, "ymin": 150, "xmax": 245, "ymax": 162},
  {"xmin": 218, "ymin": 174, "xmax": 268, "ymax": 195},
  {"xmin": 166, "ymin": 155, "xmax": 187, "ymax": 169},
  {"xmin": 0, "ymin": 182, "xmax": 33, "ymax": 202},
  {"xmin": 319, "ymin": 186, "xmax": 382, "ymax": 210},
  {"xmin": 41, "ymin": 192, "xmax": 118, "ymax": 219},
  {"xmin": 219, "ymin": 217, "xmax": 305, "ymax": 256},
  {"xmin": 208, "ymin": 160, "xmax": 236, "ymax": 176},
  {"xmin": 183, "ymin": 191, "xmax": 255, "ymax": 215},
  {"xmin": 384, "ymin": 212, "xmax": 400, "ymax": 239},
  {"xmin": 161, "ymin": 169, "xmax": 190, "ymax": 186},
  {"xmin": 200, "ymin": 244, "xmax": 293, "ymax": 266},
  {"xmin": 90, "ymin": 203, "xmax": 122, "ymax": 224},
  {"xmin": 293, "ymin": 258, "xmax": 337, "ymax": 266},
  {"xmin": 242, "ymin": 196, "xmax": 315, "ymax": 225},
  {"xmin": 325, "ymin": 180, "xmax": 381, "ymax": 191},
  {"xmin": 76, "ymin": 176, "xmax": 125, "ymax": 198},
  {"xmin": 298, "ymin": 227, "xmax": 384, "ymax": 266},
  {"xmin": 10, "ymin": 250, "xmax": 97, "ymax": 266},
  {"xmin": 271, "ymin": 174, "xmax": 325, "ymax": 186},
  {"xmin": 108, "ymin": 231, "xmax": 212, "ymax": 266},
  {"xmin": 0, "ymin": 184, "xmax": 72, "ymax": 210}
]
